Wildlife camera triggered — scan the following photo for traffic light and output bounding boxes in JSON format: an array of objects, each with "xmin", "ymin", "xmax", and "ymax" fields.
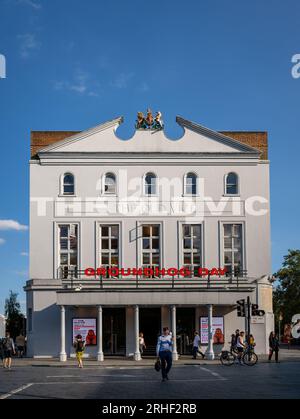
[
  {"xmin": 236, "ymin": 299, "xmax": 246, "ymax": 317},
  {"xmin": 251, "ymin": 304, "xmax": 265, "ymax": 316}
]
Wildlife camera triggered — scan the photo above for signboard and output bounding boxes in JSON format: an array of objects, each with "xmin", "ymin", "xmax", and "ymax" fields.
[
  {"xmin": 251, "ymin": 316, "xmax": 265, "ymax": 324},
  {"xmin": 200, "ymin": 317, "xmax": 224, "ymax": 344},
  {"xmin": 72, "ymin": 318, "xmax": 97, "ymax": 345}
]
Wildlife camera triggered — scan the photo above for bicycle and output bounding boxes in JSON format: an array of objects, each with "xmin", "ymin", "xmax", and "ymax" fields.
[{"xmin": 220, "ymin": 345, "xmax": 258, "ymax": 366}]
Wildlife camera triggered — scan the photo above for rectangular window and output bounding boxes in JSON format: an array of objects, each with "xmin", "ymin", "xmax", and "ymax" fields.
[
  {"xmin": 223, "ymin": 224, "xmax": 243, "ymax": 275},
  {"xmin": 182, "ymin": 224, "xmax": 201, "ymax": 277},
  {"xmin": 100, "ymin": 225, "xmax": 119, "ymax": 278},
  {"xmin": 58, "ymin": 224, "xmax": 78, "ymax": 278},
  {"xmin": 141, "ymin": 224, "xmax": 160, "ymax": 277}
]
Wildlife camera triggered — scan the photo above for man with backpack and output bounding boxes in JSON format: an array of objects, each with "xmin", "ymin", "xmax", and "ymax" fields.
[
  {"xmin": 74, "ymin": 334, "xmax": 85, "ymax": 368},
  {"xmin": 3, "ymin": 332, "xmax": 15, "ymax": 369}
]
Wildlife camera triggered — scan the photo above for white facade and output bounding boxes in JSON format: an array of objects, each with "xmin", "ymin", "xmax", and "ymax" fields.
[{"xmin": 26, "ymin": 115, "xmax": 273, "ymax": 359}]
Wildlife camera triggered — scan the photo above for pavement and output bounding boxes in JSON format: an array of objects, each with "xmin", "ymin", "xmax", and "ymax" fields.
[{"xmin": 0, "ymin": 349, "xmax": 300, "ymax": 399}]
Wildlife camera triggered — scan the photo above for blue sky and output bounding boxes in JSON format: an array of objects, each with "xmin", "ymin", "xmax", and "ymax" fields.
[{"xmin": 0, "ymin": 0, "xmax": 299, "ymax": 314}]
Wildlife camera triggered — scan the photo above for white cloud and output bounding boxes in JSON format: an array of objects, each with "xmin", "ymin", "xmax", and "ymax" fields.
[
  {"xmin": 0, "ymin": 220, "xmax": 28, "ymax": 231},
  {"xmin": 18, "ymin": 33, "xmax": 41, "ymax": 59},
  {"xmin": 54, "ymin": 70, "xmax": 99, "ymax": 97},
  {"xmin": 20, "ymin": 252, "xmax": 29, "ymax": 256},
  {"xmin": 0, "ymin": 238, "xmax": 5, "ymax": 245},
  {"xmin": 138, "ymin": 82, "xmax": 150, "ymax": 92},
  {"xmin": 111, "ymin": 72, "xmax": 134, "ymax": 89},
  {"xmin": 18, "ymin": 0, "xmax": 41, "ymax": 9}
]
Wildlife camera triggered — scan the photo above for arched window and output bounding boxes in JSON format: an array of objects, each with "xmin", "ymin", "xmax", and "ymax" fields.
[
  {"xmin": 184, "ymin": 172, "xmax": 197, "ymax": 195},
  {"xmin": 104, "ymin": 173, "xmax": 116, "ymax": 194},
  {"xmin": 63, "ymin": 173, "xmax": 75, "ymax": 195},
  {"xmin": 225, "ymin": 172, "xmax": 238, "ymax": 195},
  {"xmin": 144, "ymin": 172, "xmax": 157, "ymax": 195}
]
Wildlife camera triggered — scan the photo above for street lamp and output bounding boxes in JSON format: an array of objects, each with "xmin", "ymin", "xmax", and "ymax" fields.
[{"xmin": 279, "ymin": 312, "xmax": 283, "ymax": 342}]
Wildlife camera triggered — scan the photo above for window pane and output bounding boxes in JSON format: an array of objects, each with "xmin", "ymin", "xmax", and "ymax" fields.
[
  {"xmin": 152, "ymin": 225, "xmax": 159, "ymax": 236},
  {"xmin": 105, "ymin": 174, "xmax": 116, "ymax": 194},
  {"xmin": 143, "ymin": 253, "xmax": 150, "ymax": 264},
  {"xmin": 234, "ymin": 237, "xmax": 241, "ymax": 249},
  {"xmin": 143, "ymin": 226, "xmax": 150, "ymax": 237},
  {"xmin": 223, "ymin": 224, "xmax": 232, "ymax": 237},
  {"xmin": 101, "ymin": 226, "xmax": 109, "ymax": 237},
  {"xmin": 183, "ymin": 224, "xmax": 191, "ymax": 237},
  {"xmin": 60, "ymin": 225, "xmax": 68, "ymax": 238},
  {"xmin": 111, "ymin": 225, "xmax": 119, "ymax": 237},
  {"xmin": 70, "ymin": 253, "xmax": 77, "ymax": 265},
  {"xmin": 60, "ymin": 239, "xmax": 68, "ymax": 250},
  {"xmin": 111, "ymin": 255, "xmax": 119, "ymax": 265},
  {"xmin": 102, "ymin": 239, "xmax": 109, "ymax": 250},
  {"xmin": 60, "ymin": 254, "xmax": 68, "ymax": 265},
  {"xmin": 184, "ymin": 238, "xmax": 191, "ymax": 249},
  {"xmin": 184, "ymin": 253, "xmax": 191, "ymax": 264},
  {"xmin": 193, "ymin": 253, "xmax": 201, "ymax": 264},
  {"xmin": 192, "ymin": 225, "xmax": 201, "ymax": 237},
  {"xmin": 224, "ymin": 252, "xmax": 232, "ymax": 264},
  {"xmin": 233, "ymin": 225, "xmax": 242, "ymax": 237},
  {"xmin": 193, "ymin": 238, "xmax": 201, "ymax": 250},
  {"xmin": 226, "ymin": 173, "xmax": 238, "ymax": 194},
  {"xmin": 152, "ymin": 238, "xmax": 159, "ymax": 250},
  {"xmin": 143, "ymin": 238, "xmax": 150, "ymax": 249},
  {"xmin": 101, "ymin": 253, "xmax": 109, "ymax": 264},
  {"xmin": 227, "ymin": 185, "xmax": 237, "ymax": 195},
  {"xmin": 64, "ymin": 185, "xmax": 74, "ymax": 194},
  {"xmin": 111, "ymin": 239, "xmax": 118, "ymax": 249},
  {"xmin": 152, "ymin": 254, "xmax": 160, "ymax": 265},
  {"xmin": 224, "ymin": 237, "xmax": 232, "ymax": 249}
]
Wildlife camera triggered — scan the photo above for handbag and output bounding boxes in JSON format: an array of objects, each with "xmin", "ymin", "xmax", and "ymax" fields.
[{"xmin": 154, "ymin": 359, "xmax": 161, "ymax": 372}]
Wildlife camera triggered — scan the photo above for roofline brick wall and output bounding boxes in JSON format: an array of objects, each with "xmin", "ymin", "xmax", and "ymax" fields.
[{"xmin": 30, "ymin": 130, "xmax": 268, "ymax": 159}]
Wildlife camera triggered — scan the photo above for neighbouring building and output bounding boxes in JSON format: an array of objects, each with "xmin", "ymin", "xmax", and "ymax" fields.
[{"xmin": 25, "ymin": 112, "xmax": 273, "ymax": 360}]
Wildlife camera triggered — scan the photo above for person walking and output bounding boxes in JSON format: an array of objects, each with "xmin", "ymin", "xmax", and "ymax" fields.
[
  {"xmin": 15, "ymin": 333, "xmax": 26, "ymax": 358},
  {"xmin": 268, "ymin": 331, "xmax": 279, "ymax": 363},
  {"xmin": 156, "ymin": 327, "xmax": 173, "ymax": 382},
  {"xmin": 192, "ymin": 331, "xmax": 205, "ymax": 359},
  {"xmin": 3, "ymin": 332, "xmax": 15, "ymax": 369},
  {"xmin": 73, "ymin": 334, "xmax": 85, "ymax": 368},
  {"xmin": 236, "ymin": 331, "xmax": 246, "ymax": 365},
  {"xmin": 139, "ymin": 332, "xmax": 146, "ymax": 357}
]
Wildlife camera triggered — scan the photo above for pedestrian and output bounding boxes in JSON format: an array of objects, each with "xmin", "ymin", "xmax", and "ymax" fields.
[
  {"xmin": 0, "ymin": 338, "xmax": 4, "ymax": 366},
  {"xmin": 268, "ymin": 331, "xmax": 279, "ymax": 363},
  {"xmin": 139, "ymin": 332, "xmax": 146, "ymax": 356},
  {"xmin": 156, "ymin": 327, "xmax": 173, "ymax": 382},
  {"xmin": 73, "ymin": 334, "xmax": 85, "ymax": 368},
  {"xmin": 236, "ymin": 331, "xmax": 246, "ymax": 365},
  {"xmin": 192, "ymin": 331, "xmax": 205, "ymax": 359},
  {"xmin": 3, "ymin": 332, "xmax": 15, "ymax": 369},
  {"xmin": 15, "ymin": 333, "xmax": 26, "ymax": 358}
]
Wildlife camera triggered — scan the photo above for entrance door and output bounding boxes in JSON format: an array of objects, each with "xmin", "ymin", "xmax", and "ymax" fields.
[
  {"xmin": 176, "ymin": 308, "xmax": 195, "ymax": 355},
  {"xmin": 103, "ymin": 308, "xmax": 126, "ymax": 355},
  {"xmin": 139, "ymin": 308, "xmax": 161, "ymax": 356}
]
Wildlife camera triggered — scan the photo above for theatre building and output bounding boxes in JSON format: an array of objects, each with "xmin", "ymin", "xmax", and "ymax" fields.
[{"xmin": 26, "ymin": 112, "xmax": 273, "ymax": 360}]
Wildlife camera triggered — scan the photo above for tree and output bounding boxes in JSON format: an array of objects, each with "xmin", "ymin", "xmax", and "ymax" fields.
[
  {"xmin": 273, "ymin": 249, "xmax": 300, "ymax": 329},
  {"xmin": 4, "ymin": 290, "xmax": 25, "ymax": 338}
]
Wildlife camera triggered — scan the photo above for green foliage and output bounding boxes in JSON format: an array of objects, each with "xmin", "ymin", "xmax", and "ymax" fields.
[
  {"xmin": 274, "ymin": 249, "xmax": 300, "ymax": 327},
  {"xmin": 4, "ymin": 290, "xmax": 25, "ymax": 339}
]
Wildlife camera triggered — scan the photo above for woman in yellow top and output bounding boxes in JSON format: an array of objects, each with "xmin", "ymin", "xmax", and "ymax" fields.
[{"xmin": 74, "ymin": 334, "xmax": 85, "ymax": 368}]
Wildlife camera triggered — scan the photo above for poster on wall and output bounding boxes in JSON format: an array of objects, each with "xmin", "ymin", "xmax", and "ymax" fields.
[
  {"xmin": 72, "ymin": 318, "xmax": 97, "ymax": 346},
  {"xmin": 200, "ymin": 317, "xmax": 224, "ymax": 344}
]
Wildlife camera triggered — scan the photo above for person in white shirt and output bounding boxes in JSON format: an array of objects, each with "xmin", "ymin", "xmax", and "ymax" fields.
[
  {"xmin": 192, "ymin": 331, "xmax": 205, "ymax": 359},
  {"xmin": 156, "ymin": 327, "xmax": 173, "ymax": 382},
  {"xmin": 236, "ymin": 331, "xmax": 246, "ymax": 364},
  {"xmin": 139, "ymin": 332, "xmax": 146, "ymax": 356}
]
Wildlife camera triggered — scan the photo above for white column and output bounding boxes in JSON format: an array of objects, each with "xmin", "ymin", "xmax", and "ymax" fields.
[
  {"xmin": 134, "ymin": 305, "xmax": 141, "ymax": 361},
  {"xmin": 205, "ymin": 304, "xmax": 215, "ymax": 360},
  {"xmin": 97, "ymin": 305, "xmax": 104, "ymax": 361},
  {"xmin": 171, "ymin": 305, "xmax": 178, "ymax": 360},
  {"xmin": 59, "ymin": 305, "xmax": 67, "ymax": 362}
]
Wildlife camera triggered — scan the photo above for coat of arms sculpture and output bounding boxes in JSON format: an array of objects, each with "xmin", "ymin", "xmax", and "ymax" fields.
[{"xmin": 135, "ymin": 109, "xmax": 164, "ymax": 130}]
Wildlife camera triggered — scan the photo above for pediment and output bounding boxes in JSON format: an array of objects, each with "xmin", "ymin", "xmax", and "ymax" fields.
[{"xmin": 38, "ymin": 116, "xmax": 261, "ymax": 156}]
